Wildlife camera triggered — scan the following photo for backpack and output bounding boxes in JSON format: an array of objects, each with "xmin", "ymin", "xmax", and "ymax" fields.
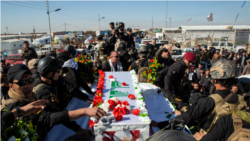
[
  {"xmin": 60, "ymin": 68, "xmax": 77, "ymax": 101},
  {"xmin": 202, "ymin": 94, "xmax": 247, "ymax": 133},
  {"xmin": 135, "ymin": 59, "xmax": 151, "ymax": 83},
  {"xmin": 227, "ymin": 114, "xmax": 250, "ymax": 141}
]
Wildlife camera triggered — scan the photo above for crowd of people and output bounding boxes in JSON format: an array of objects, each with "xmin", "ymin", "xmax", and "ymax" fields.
[{"xmin": 1, "ymin": 22, "xmax": 250, "ymax": 141}]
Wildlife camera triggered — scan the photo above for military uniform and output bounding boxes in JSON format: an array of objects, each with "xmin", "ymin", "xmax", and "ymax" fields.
[
  {"xmin": 21, "ymin": 48, "xmax": 38, "ymax": 65},
  {"xmin": 130, "ymin": 58, "xmax": 149, "ymax": 74},
  {"xmin": 98, "ymin": 41, "xmax": 110, "ymax": 65}
]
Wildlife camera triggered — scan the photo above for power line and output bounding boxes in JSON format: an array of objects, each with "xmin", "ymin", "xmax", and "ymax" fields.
[
  {"xmin": 2, "ymin": 1, "xmax": 45, "ymax": 10},
  {"xmin": 36, "ymin": 24, "xmax": 65, "ymax": 30},
  {"xmin": 14, "ymin": 1, "xmax": 46, "ymax": 8},
  {"xmin": 66, "ymin": 24, "xmax": 83, "ymax": 29}
]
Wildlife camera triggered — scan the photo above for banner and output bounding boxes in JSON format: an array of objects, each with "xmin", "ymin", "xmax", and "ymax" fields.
[{"xmin": 235, "ymin": 30, "xmax": 250, "ymax": 45}]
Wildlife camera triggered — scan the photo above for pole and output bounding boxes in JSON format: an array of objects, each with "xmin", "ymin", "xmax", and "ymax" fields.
[
  {"xmin": 152, "ymin": 16, "xmax": 153, "ymax": 37},
  {"xmin": 46, "ymin": 0, "xmax": 52, "ymax": 48},
  {"xmin": 98, "ymin": 14, "xmax": 100, "ymax": 32},
  {"xmin": 7, "ymin": 27, "xmax": 9, "ymax": 34},
  {"xmin": 169, "ymin": 17, "xmax": 172, "ymax": 28},
  {"xmin": 190, "ymin": 20, "xmax": 191, "ymax": 47},
  {"xmin": 34, "ymin": 26, "xmax": 36, "ymax": 39}
]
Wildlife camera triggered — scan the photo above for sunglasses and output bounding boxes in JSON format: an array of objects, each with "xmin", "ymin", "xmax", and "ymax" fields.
[
  {"xmin": 163, "ymin": 49, "xmax": 169, "ymax": 52},
  {"xmin": 13, "ymin": 78, "xmax": 34, "ymax": 87},
  {"xmin": 112, "ymin": 56, "xmax": 120, "ymax": 58}
]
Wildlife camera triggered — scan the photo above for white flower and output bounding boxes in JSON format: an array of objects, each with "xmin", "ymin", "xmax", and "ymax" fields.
[
  {"xmin": 109, "ymin": 78, "xmax": 115, "ymax": 82},
  {"xmin": 140, "ymin": 106, "xmax": 148, "ymax": 113},
  {"xmin": 115, "ymin": 104, "xmax": 123, "ymax": 108},
  {"xmin": 110, "ymin": 97, "xmax": 119, "ymax": 103},
  {"xmin": 8, "ymin": 136, "xmax": 16, "ymax": 141},
  {"xmin": 126, "ymin": 105, "xmax": 131, "ymax": 112},
  {"xmin": 99, "ymin": 102, "xmax": 110, "ymax": 112},
  {"xmin": 139, "ymin": 116, "xmax": 151, "ymax": 123},
  {"xmin": 90, "ymin": 117, "xmax": 98, "ymax": 122}
]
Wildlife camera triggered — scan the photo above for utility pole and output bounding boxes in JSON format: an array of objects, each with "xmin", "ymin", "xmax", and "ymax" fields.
[
  {"xmin": 169, "ymin": 17, "xmax": 172, "ymax": 28},
  {"xmin": 152, "ymin": 16, "xmax": 153, "ymax": 37},
  {"xmin": 46, "ymin": 0, "xmax": 52, "ymax": 47},
  {"xmin": 65, "ymin": 23, "xmax": 66, "ymax": 35},
  {"xmin": 166, "ymin": 1, "xmax": 168, "ymax": 28},
  {"xmin": 6, "ymin": 27, "xmax": 9, "ymax": 34},
  {"xmin": 33, "ymin": 25, "xmax": 36, "ymax": 39}
]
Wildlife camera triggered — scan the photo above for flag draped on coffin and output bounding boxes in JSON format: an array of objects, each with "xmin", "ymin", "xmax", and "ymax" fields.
[{"xmin": 207, "ymin": 13, "xmax": 213, "ymax": 22}]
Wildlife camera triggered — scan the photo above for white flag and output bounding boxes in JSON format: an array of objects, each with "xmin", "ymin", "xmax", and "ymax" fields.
[
  {"xmin": 207, "ymin": 13, "xmax": 213, "ymax": 22},
  {"xmin": 187, "ymin": 18, "xmax": 192, "ymax": 22},
  {"xmin": 84, "ymin": 36, "xmax": 92, "ymax": 44}
]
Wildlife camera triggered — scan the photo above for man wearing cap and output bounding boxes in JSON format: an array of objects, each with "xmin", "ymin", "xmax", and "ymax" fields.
[
  {"xmin": 126, "ymin": 27, "xmax": 135, "ymax": 48},
  {"xmin": 128, "ymin": 46, "xmax": 139, "ymax": 67},
  {"xmin": 28, "ymin": 59, "xmax": 40, "ymax": 79},
  {"xmin": 114, "ymin": 22, "xmax": 128, "ymax": 51},
  {"xmin": 156, "ymin": 48, "xmax": 175, "ymax": 69},
  {"xmin": 155, "ymin": 52, "xmax": 196, "ymax": 110},
  {"xmin": 21, "ymin": 41, "xmax": 38, "ymax": 65},
  {"xmin": 241, "ymin": 59, "xmax": 250, "ymax": 75},
  {"xmin": 1, "ymin": 64, "xmax": 107, "ymax": 139},
  {"xmin": 200, "ymin": 45, "xmax": 211, "ymax": 70}
]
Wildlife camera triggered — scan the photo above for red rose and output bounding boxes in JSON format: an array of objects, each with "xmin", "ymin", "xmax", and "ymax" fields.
[
  {"xmin": 128, "ymin": 94, "xmax": 135, "ymax": 100},
  {"xmin": 89, "ymin": 120, "xmax": 98, "ymax": 128},
  {"xmin": 109, "ymin": 75, "xmax": 114, "ymax": 79},
  {"xmin": 114, "ymin": 113, "xmax": 123, "ymax": 121},
  {"xmin": 78, "ymin": 54, "xmax": 81, "ymax": 58},
  {"xmin": 123, "ymin": 107, "xmax": 130, "ymax": 114},
  {"xmin": 149, "ymin": 79, "xmax": 152, "ymax": 82},
  {"xmin": 108, "ymin": 100, "xmax": 116, "ymax": 106},
  {"xmin": 83, "ymin": 56, "xmax": 85, "ymax": 59},
  {"xmin": 77, "ymin": 59, "xmax": 79, "ymax": 61},
  {"xmin": 149, "ymin": 69, "xmax": 152, "ymax": 72},
  {"xmin": 122, "ymin": 82, "xmax": 126, "ymax": 86},
  {"xmin": 151, "ymin": 59, "xmax": 154, "ymax": 63},
  {"xmin": 85, "ymin": 60, "xmax": 88, "ymax": 62},
  {"xmin": 148, "ymin": 72, "xmax": 150, "ymax": 74},
  {"xmin": 132, "ymin": 109, "xmax": 140, "ymax": 116},
  {"xmin": 144, "ymin": 71, "xmax": 147, "ymax": 73},
  {"xmin": 123, "ymin": 100, "xmax": 129, "ymax": 106},
  {"xmin": 117, "ymin": 100, "xmax": 122, "ymax": 105}
]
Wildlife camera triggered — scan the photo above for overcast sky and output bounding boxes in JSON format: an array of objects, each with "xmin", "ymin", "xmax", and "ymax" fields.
[{"xmin": 1, "ymin": 0, "xmax": 250, "ymax": 34}]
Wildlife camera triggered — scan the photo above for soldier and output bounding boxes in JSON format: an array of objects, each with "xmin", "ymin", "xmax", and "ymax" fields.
[
  {"xmin": 126, "ymin": 27, "xmax": 135, "ymax": 48},
  {"xmin": 97, "ymin": 40, "xmax": 109, "ymax": 66},
  {"xmin": 114, "ymin": 22, "xmax": 128, "ymax": 51},
  {"xmin": 128, "ymin": 46, "xmax": 139, "ymax": 67},
  {"xmin": 152, "ymin": 60, "xmax": 247, "ymax": 137},
  {"xmin": 130, "ymin": 45, "xmax": 150, "ymax": 74},
  {"xmin": 57, "ymin": 52, "xmax": 95, "ymax": 101},
  {"xmin": 105, "ymin": 22, "xmax": 116, "ymax": 52},
  {"xmin": 151, "ymin": 39, "xmax": 159, "ymax": 53},
  {"xmin": 27, "ymin": 59, "xmax": 40, "ymax": 79},
  {"xmin": 21, "ymin": 41, "xmax": 38, "ymax": 65},
  {"xmin": 117, "ymin": 42, "xmax": 129, "ymax": 71}
]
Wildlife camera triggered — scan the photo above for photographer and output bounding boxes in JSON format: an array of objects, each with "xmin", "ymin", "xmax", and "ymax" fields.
[
  {"xmin": 1, "ymin": 62, "xmax": 9, "ymax": 97},
  {"xmin": 114, "ymin": 22, "xmax": 128, "ymax": 51}
]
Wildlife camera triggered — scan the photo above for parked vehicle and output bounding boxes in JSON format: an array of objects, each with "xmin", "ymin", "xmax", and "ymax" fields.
[
  {"xmin": 5, "ymin": 54, "xmax": 24, "ymax": 66},
  {"xmin": 36, "ymin": 46, "xmax": 51, "ymax": 57},
  {"xmin": 14, "ymin": 61, "xmax": 25, "ymax": 65},
  {"xmin": 185, "ymin": 37, "xmax": 211, "ymax": 47},
  {"xmin": 212, "ymin": 41, "xmax": 234, "ymax": 51},
  {"xmin": 181, "ymin": 47, "xmax": 195, "ymax": 56},
  {"xmin": 172, "ymin": 49, "xmax": 183, "ymax": 61},
  {"xmin": 159, "ymin": 40, "xmax": 169, "ymax": 44}
]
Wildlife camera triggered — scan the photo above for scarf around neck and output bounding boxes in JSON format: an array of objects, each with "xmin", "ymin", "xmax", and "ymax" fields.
[
  {"xmin": 63, "ymin": 59, "xmax": 78, "ymax": 70},
  {"xmin": 8, "ymin": 88, "xmax": 38, "ymax": 102},
  {"xmin": 108, "ymin": 59, "xmax": 123, "ymax": 72}
]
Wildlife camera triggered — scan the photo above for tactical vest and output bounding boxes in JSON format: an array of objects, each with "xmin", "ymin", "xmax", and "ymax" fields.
[
  {"xmin": 1, "ymin": 98, "xmax": 17, "ymax": 110},
  {"xmin": 205, "ymin": 94, "xmax": 247, "ymax": 132},
  {"xmin": 60, "ymin": 68, "xmax": 77, "ymax": 101},
  {"xmin": 135, "ymin": 59, "xmax": 151, "ymax": 83},
  {"xmin": 98, "ymin": 49, "xmax": 108, "ymax": 65},
  {"xmin": 114, "ymin": 38, "xmax": 125, "ymax": 51},
  {"xmin": 227, "ymin": 114, "xmax": 250, "ymax": 141}
]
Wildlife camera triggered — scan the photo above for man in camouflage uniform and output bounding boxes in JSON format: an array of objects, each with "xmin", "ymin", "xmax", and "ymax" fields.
[
  {"xmin": 98, "ymin": 40, "xmax": 109, "ymax": 66},
  {"xmin": 21, "ymin": 41, "xmax": 38, "ymax": 65},
  {"xmin": 114, "ymin": 22, "xmax": 128, "ymax": 51}
]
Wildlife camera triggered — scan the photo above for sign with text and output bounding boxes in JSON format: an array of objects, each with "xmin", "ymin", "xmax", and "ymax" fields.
[{"xmin": 235, "ymin": 30, "xmax": 249, "ymax": 45}]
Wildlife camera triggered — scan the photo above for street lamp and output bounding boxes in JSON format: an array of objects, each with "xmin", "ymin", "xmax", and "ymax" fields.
[
  {"xmin": 47, "ymin": 0, "xmax": 61, "ymax": 48},
  {"xmin": 98, "ymin": 14, "xmax": 105, "ymax": 32}
]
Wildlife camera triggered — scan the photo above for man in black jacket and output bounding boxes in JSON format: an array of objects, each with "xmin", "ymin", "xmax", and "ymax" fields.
[
  {"xmin": 21, "ymin": 41, "xmax": 38, "ymax": 65},
  {"xmin": 28, "ymin": 59, "xmax": 40, "ymax": 79},
  {"xmin": 126, "ymin": 27, "xmax": 135, "ymax": 48},
  {"xmin": 130, "ymin": 45, "xmax": 149, "ymax": 74},
  {"xmin": 151, "ymin": 60, "xmax": 247, "ymax": 135},
  {"xmin": 147, "ymin": 44, "xmax": 155, "ymax": 59},
  {"xmin": 155, "ymin": 48, "xmax": 175, "ymax": 69}
]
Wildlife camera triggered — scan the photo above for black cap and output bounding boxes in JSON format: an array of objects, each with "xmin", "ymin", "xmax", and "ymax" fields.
[
  {"xmin": 109, "ymin": 22, "xmax": 114, "ymax": 25},
  {"xmin": 7, "ymin": 64, "xmax": 32, "ymax": 82},
  {"xmin": 57, "ymin": 51, "xmax": 69, "ymax": 61},
  {"xmin": 117, "ymin": 47, "xmax": 124, "ymax": 52},
  {"xmin": 46, "ymin": 52, "xmax": 57, "ymax": 59}
]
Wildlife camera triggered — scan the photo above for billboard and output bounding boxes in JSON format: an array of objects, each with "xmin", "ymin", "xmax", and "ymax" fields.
[{"xmin": 235, "ymin": 30, "xmax": 250, "ymax": 45}]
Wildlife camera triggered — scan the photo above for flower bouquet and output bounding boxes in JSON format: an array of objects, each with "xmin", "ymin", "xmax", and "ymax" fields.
[
  {"xmin": 74, "ymin": 54, "xmax": 94, "ymax": 81},
  {"xmin": 1, "ymin": 118, "xmax": 39, "ymax": 141},
  {"xmin": 141, "ymin": 59, "xmax": 162, "ymax": 84}
]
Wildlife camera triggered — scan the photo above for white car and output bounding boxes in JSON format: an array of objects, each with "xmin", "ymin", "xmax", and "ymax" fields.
[
  {"xmin": 181, "ymin": 47, "xmax": 195, "ymax": 56},
  {"xmin": 172, "ymin": 49, "xmax": 183, "ymax": 60},
  {"xmin": 213, "ymin": 41, "xmax": 234, "ymax": 51}
]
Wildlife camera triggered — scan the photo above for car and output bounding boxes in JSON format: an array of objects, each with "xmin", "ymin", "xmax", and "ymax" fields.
[
  {"xmin": 181, "ymin": 47, "xmax": 195, "ymax": 56},
  {"xmin": 5, "ymin": 54, "xmax": 24, "ymax": 66},
  {"xmin": 14, "ymin": 61, "xmax": 25, "ymax": 65},
  {"xmin": 36, "ymin": 46, "xmax": 51, "ymax": 57},
  {"xmin": 141, "ymin": 39, "xmax": 151, "ymax": 44},
  {"xmin": 159, "ymin": 40, "xmax": 169, "ymax": 44},
  {"xmin": 238, "ymin": 74, "xmax": 250, "ymax": 93},
  {"xmin": 172, "ymin": 48, "xmax": 183, "ymax": 61},
  {"xmin": 185, "ymin": 37, "xmax": 212, "ymax": 47},
  {"xmin": 149, "ymin": 42, "xmax": 165, "ymax": 49},
  {"xmin": 213, "ymin": 41, "xmax": 234, "ymax": 51}
]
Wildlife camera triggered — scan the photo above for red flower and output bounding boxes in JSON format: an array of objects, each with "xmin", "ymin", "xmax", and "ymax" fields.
[
  {"xmin": 113, "ymin": 107, "xmax": 126, "ymax": 115},
  {"xmin": 151, "ymin": 59, "xmax": 154, "ymax": 63},
  {"xmin": 78, "ymin": 54, "xmax": 81, "ymax": 58},
  {"xmin": 144, "ymin": 71, "xmax": 147, "ymax": 73},
  {"xmin": 123, "ymin": 107, "xmax": 130, "ymax": 114},
  {"xmin": 109, "ymin": 75, "xmax": 114, "ymax": 79},
  {"xmin": 123, "ymin": 100, "xmax": 129, "ymax": 106},
  {"xmin": 117, "ymin": 100, "xmax": 122, "ymax": 105},
  {"xmin": 114, "ymin": 113, "xmax": 123, "ymax": 121},
  {"xmin": 149, "ymin": 79, "xmax": 152, "ymax": 82},
  {"xmin": 149, "ymin": 69, "xmax": 152, "ymax": 72},
  {"xmin": 77, "ymin": 59, "xmax": 79, "ymax": 61},
  {"xmin": 132, "ymin": 109, "xmax": 140, "ymax": 116},
  {"xmin": 128, "ymin": 94, "xmax": 135, "ymax": 100},
  {"xmin": 83, "ymin": 56, "xmax": 85, "ymax": 59},
  {"xmin": 85, "ymin": 60, "xmax": 88, "ymax": 62},
  {"xmin": 122, "ymin": 82, "xmax": 126, "ymax": 86},
  {"xmin": 148, "ymin": 72, "xmax": 150, "ymax": 74},
  {"xmin": 108, "ymin": 100, "xmax": 116, "ymax": 106},
  {"xmin": 109, "ymin": 104, "xmax": 115, "ymax": 110},
  {"xmin": 92, "ymin": 69, "xmax": 95, "ymax": 73},
  {"xmin": 89, "ymin": 120, "xmax": 97, "ymax": 128}
]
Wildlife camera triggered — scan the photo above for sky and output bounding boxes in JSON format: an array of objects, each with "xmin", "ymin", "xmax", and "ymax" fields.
[{"xmin": 1, "ymin": 0, "xmax": 250, "ymax": 34}]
